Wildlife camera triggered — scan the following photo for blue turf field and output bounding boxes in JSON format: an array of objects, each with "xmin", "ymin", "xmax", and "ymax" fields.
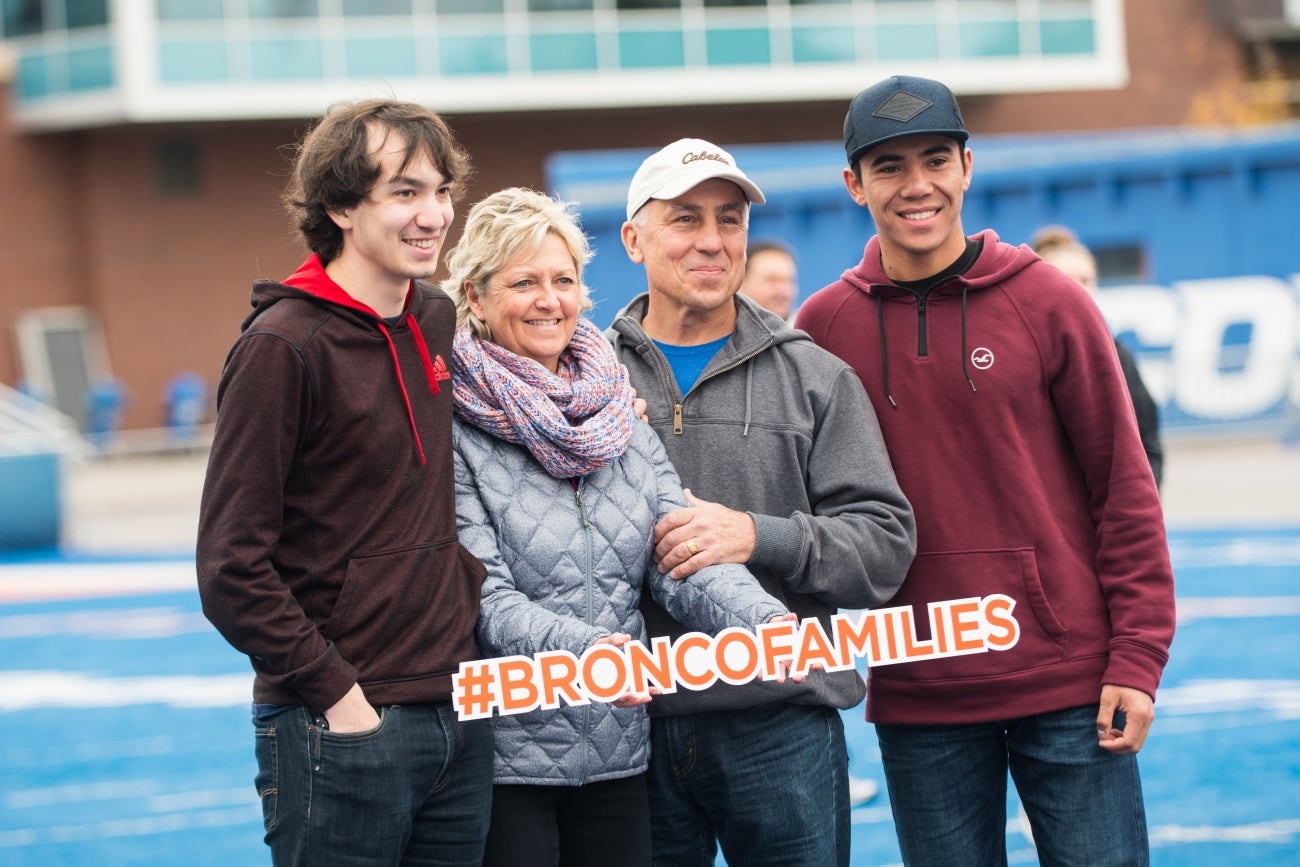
[{"xmin": 1, "ymin": 527, "xmax": 1298, "ymax": 866}]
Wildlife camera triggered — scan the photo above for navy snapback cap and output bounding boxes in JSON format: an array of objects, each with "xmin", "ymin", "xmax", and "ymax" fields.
[{"xmin": 843, "ymin": 75, "xmax": 969, "ymax": 166}]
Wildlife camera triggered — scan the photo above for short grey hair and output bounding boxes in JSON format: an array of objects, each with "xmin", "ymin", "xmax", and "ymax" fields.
[{"xmin": 442, "ymin": 187, "xmax": 594, "ymax": 340}]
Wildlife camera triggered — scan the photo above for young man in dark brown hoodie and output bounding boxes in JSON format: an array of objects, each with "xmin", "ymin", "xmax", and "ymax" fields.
[{"xmin": 197, "ymin": 99, "xmax": 492, "ymax": 866}]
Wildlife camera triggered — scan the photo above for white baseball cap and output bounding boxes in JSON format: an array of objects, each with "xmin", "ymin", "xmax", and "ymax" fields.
[{"xmin": 625, "ymin": 138, "xmax": 765, "ymax": 220}]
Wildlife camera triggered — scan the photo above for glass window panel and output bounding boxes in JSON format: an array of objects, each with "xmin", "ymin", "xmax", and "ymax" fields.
[
  {"xmin": 875, "ymin": 22, "xmax": 936, "ymax": 60},
  {"xmin": 65, "ymin": 0, "xmax": 108, "ymax": 28},
  {"xmin": 346, "ymin": 35, "xmax": 417, "ymax": 76},
  {"xmin": 618, "ymin": 29, "xmax": 684, "ymax": 68},
  {"xmin": 248, "ymin": 0, "xmax": 318, "ymax": 18},
  {"xmin": 343, "ymin": 0, "xmax": 410, "ymax": 13},
  {"xmin": 706, "ymin": 28, "xmax": 769, "ymax": 65},
  {"xmin": 67, "ymin": 44, "xmax": 113, "ymax": 90},
  {"xmin": 250, "ymin": 37, "xmax": 324, "ymax": 79},
  {"xmin": 958, "ymin": 20, "xmax": 1019, "ymax": 57},
  {"xmin": 530, "ymin": 32, "xmax": 598, "ymax": 71},
  {"xmin": 1040, "ymin": 0, "xmax": 1095, "ymax": 15},
  {"xmin": 158, "ymin": 0, "xmax": 224, "ymax": 20},
  {"xmin": 704, "ymin": 0, "xmax": 763, "ymax": 6},
  {"xmin": 1094, "ymin": 244, "xmax": 1144, "ymax": 283},
  {"xmin": 159, "ymin": 39, "xmax": 228, "ymax": 82},
  {"xmin": 617, "ymin": 0, "xmax": 679, "ymax": 8},
  {"xmin": 1040, "ymin": 19, "xmax": 1094, "ymax": 55},
  {"xmin": 438, "ymin": 33, "xmax": 507, "ymax": 75},
  {"xmin": 791, "ymin": 25, "xmax": 854, "ymax": 63},
  {"xmin": 3, "ymin": 0, "xmax": 44, "ymax": 37},
  {"xmin": 529, "ymin": 0, "xmax": 593, "ymax": 10},
  {"xmin": 437, "ymin": 0, "xmax": 502, "ymax": 12},
  {"xmin": 16, "ymin": 52, "xmax": 51, "ymax": 99}
]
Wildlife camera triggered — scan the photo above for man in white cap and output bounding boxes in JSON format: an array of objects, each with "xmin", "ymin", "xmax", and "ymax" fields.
[{"xmin": 606, "ymin": 138, "xmax": 917, "ymax": 865}]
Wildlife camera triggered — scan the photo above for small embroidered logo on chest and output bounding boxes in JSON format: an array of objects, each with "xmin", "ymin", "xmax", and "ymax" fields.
[
  {"xmin": 432, "ymin": 354, "xmax": 452, "ymax": 381},
  {"xmin": 970, "ymin": 347, "xmax": 995, "ymax": 370}
]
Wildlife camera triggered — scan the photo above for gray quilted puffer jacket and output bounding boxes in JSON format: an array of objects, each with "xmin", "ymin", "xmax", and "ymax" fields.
[{"xmin": 453, "ymin": 418, "xmax": 787, "ymax": 786}]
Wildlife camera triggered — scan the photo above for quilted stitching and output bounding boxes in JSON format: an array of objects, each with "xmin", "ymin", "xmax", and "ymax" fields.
[{"xmin": 454, "ymin": 420, "xmax": 784, "ymax": 786}]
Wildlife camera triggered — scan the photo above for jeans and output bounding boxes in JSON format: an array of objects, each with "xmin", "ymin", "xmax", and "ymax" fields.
[
  {"xmin": 876, "ymin": 704, "xmax": 1149, "ymax": 867},
  {"xmin": 253, "ymin": 702, "xmax": 494, "ymax": 867},
  {"xmin": 646, "ymin": 702, "xmax": 849, "ymax": 867},
  {"xmin": 482, "ymin": 774, "xmax": 652, "ymax": 867}
]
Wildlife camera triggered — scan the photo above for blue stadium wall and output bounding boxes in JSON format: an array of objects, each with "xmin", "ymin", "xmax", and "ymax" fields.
[{"xmin": 548, "ymin": 124, "xmax": 1300, "ymax": 438}]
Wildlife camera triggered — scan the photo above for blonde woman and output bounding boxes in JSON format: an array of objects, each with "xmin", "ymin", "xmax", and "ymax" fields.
[
  {"xmin": 1032, "ymin": 225, "xmax": 1164, "ymax": 488},
  {"xmin": 443, "ymin": 188, "xmax": 790, "ymax": 867}
]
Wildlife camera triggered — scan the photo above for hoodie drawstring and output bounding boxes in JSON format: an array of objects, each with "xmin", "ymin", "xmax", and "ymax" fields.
[
  {"xmin": 878, "ymin": 283, "xmax": 978, "ymax": 404},
  {"xmin": 742, "ymin": 362, "xmax": 754, "ymax": 435},
  {"xmin": 377, "ymin": 320, "xmax": 429, "ymax": 466},
  {"xmin": 876, "ymin": 293, "xmax": 897, "ymax": 408},
  {"xmin": 960, "ymin": 285, "xmax": 977, "ymax": 393},
  {"xmin": 281, "ymin": 258, "xmax": 440, "ymax": 467},
  {"xmin": 406, "ymin": 317, "xmax": 442, "ymax": 396}
]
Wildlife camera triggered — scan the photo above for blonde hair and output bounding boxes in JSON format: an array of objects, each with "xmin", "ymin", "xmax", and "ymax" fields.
[
  {"xmin": 1030, "ymin": 225, "xmax": 1091, "ymax": 260},
  {"xmin": 1031, "ymin": 225, "xmax": 1098, "ymax": 292},
  {"xmin": 442, "ymin": 188, "xmax": 594, "ymax": 340}
]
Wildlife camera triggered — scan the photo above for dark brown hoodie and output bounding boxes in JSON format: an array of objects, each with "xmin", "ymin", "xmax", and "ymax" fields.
[{"xmin": 197, "ymin": 254, "xmax": 485, "ymax": 711}]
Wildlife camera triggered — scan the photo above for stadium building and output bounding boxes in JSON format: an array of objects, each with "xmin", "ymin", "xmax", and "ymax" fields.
[{"xmin": 0, "ymin": 0, "xmax": 1294, "ymax": 438}]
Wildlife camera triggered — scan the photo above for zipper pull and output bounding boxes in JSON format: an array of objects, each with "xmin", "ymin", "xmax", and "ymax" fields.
[
  {"xmin": 573, "ymin": 485, "xmax": 590, "ymax": 528},
  {"xmin": 673, "ymin": 403, "xmax": 683, "ymax": 435}
]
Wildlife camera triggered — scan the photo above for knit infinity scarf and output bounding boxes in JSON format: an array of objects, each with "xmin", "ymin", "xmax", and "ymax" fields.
[{"xmin": 452, "ymin": 318, "xmax": 635, "ymax": 479}]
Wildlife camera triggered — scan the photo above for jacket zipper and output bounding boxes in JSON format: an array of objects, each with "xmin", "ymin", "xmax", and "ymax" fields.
[
  {"xmin": 657, "ymin": 334, "xmax": 774, "ymax": 435},
  {"xmin": 916, "ymin": 294, "xmax": 928, "ymax": 357},
  {"xmin": 573, "ymin": 480, "xmax": 594, "ymax": 785}
]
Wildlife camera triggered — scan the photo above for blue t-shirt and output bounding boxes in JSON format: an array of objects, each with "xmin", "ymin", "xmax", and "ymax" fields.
[{"xmin": 653, "ymin": 335, "xmax": 730, "ymax": 395}]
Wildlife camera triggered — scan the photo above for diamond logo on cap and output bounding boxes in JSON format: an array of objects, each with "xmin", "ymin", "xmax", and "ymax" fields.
[{"xmin": 873, "ymin": 90, "xmax": 932, "ymax": 123}]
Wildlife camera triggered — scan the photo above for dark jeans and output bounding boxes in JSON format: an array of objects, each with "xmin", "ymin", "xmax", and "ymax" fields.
[
  {"xmin": 253, "ymin": 703, "xmax": 493, "ymax": 867},
  {"xmin": 481, "ymin": 774, "xmax": 651, "ymax": 867},
  {"xmin": 646, "ymin": 702, "xmax": 850, "ymax": 867},
  {"xmin": 876, "ymin": 704, "xmax": 1149, "ymax": 867}
]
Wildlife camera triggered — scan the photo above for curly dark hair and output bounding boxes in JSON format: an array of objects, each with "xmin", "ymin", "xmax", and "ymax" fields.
[{"xmin": 282, "ymin": 99, "xmax": 474, "ymax": 263}]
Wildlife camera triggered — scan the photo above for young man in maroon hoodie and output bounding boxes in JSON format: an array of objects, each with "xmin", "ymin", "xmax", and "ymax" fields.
[
  {"xmin": 796, "ymin": 76, "xmax": 1176, "ymax": 865},
  {"xmin": 197, "ymin": 99, "xmax": 493, "ymax": 866}
]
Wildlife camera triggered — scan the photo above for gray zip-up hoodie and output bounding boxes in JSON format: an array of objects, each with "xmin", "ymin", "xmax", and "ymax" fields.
[{"xmin": 607, "ymin": 293, "xmax": 917, "ymax": 715}]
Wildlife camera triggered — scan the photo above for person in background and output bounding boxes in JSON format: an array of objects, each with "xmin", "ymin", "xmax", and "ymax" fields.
[
  {"xmin": 1032, "ymin": 225, "xmax": 1164, "ymax": 489},
  {"xmin": 739, "ymin": 239, "xmax": 800, "ymax": 324},
  {"xmin": 196, "ymin": 99, "xmax": 494, "ymax": 866},
  {"xmin": 444, "ymin": 187, "xmax": 792, "ymax": 867},
  {"xmin": 609, "ymin": 137, "xmax": 917, "ymax": 866},
  {"xmin": 797, "ymin": 75, "xmax": 1176, "ymax": 866}
]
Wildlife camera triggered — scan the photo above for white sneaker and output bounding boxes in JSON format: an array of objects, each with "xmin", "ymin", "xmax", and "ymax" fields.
[{"xmin": 848, "ymin": 775, "xmax": 879, "ymax": 806}]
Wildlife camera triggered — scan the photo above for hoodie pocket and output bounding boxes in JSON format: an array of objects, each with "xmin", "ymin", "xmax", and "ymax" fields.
[
  {"xmin": 875, "ymin": 548, "xmax": 1068, "ymax": 683},
  {"xmin": 327, "ymin": 539, "xmax": 486, "ymax": 688}
]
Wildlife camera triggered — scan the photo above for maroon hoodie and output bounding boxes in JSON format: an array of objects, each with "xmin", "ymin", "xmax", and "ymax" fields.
[
  {"xmin": 197, "ymin": 255, "xmax": 486, "ymax": 711},
  {"xmin": 797, "ymin": 230, "xmax": 1175, "ymax": 725}
]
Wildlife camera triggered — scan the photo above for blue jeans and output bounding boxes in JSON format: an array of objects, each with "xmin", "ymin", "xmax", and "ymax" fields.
[
  {"xmin": 646, "ymin": 702, "xmax": 849, "ymax": 866},
  {"xmin": 876, "ymin": 704, "xmax": 1149, "ymax": 867},
  {"xmin": 253, "ymin": 703, "xmax": 494, "ymax": 867}
]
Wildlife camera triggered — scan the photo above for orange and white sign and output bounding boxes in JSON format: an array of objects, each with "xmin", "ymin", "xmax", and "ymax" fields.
[{"xmin": 454, "ymin": 595, "xmax": 1020, "ymax": 720}]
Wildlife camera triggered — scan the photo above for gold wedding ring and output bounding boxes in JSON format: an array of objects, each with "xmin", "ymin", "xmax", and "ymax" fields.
[{"xmin": 685, "ymin": 538, "xmax": 699, "ymax": 556}]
